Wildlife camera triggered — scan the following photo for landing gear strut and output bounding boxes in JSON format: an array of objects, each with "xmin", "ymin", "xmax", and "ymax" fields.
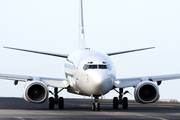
[
  {"xmin": 113, "ymin": 88, "xmax": 128, "ymax": 109},
  {"xmin": 49, "ymin": 87, "xmax": 64, "ymax": 109},
  {"xmin": 92, "ymin": 96, "xmax": 100, "ymax": 111}
]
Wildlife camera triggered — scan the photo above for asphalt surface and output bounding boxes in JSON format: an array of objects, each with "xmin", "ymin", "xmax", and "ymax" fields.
[{"xmin": 0, "ymin": 98, "xmax": 180, "ymax": 120}]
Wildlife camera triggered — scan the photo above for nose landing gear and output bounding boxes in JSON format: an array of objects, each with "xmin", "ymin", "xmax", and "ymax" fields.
[
  {"xmin": 49, "ymin": 87, "xmax": 64, "ymax": 109},
  {"xmin": 113, "ymin": 88, "xmax": 129, "ymax": 109},
  {"xmin": 92, "ymin": 96, "xmax": 100, "ymax": 111}
]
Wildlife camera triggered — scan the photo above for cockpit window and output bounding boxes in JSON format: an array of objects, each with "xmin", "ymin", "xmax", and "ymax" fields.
[
  {"xmin": 83, "ymin": 64, "xmax": 88, "ymax": 70},
  {"xmin": 89, "ymin": 65, "xmax": 97, "ymax": 69},
  {"xmin": 99, "ymin": 65, "xmax": 107, "ymax": 69},
  {"xmin": 83, "ymin": 64, "xmax": 110, "ymax": 70}
]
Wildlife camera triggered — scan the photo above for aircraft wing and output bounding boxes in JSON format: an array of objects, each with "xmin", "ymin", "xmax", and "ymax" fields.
[
  {"xmin": 107, "ymin": 47, "xmax": 155, "ymax": 56},
  {"xmin": 114, "ymin": 74, "xmax": 180, "ymax": 88},
  {"xmin": 0, "ymin": 73, "xmax": 69, "ymax": 88}
]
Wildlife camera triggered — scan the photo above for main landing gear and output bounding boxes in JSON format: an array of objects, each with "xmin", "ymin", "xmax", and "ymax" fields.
[
  {"xmin": 113, "ymin": 88, "xmax": 129, "ymax": 109},
  {"xmin": 49, "ymin": 87, "xmax": 64, "ymax": 109},
  {"xmin": 92, "ymin": 96, "xmax": 100, "ymax": 111}
]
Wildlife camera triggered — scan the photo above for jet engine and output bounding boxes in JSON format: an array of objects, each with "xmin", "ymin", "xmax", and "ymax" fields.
[
  {"xmin": 23, "ymin": 81, "xmax": 48, "ymax": 103},
  {"xmin": 134, "ymin": 81, "xmax": 159, "ymax": 103}
]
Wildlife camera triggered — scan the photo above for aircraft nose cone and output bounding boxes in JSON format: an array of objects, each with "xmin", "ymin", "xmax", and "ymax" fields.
[
  {"xmin": 90, "ymin": 71, "xmax": 107, "ymax": 84},
  {"xmin": 94, "ymin": 75, "xmax": 104, "ymax": 84},
  {"xmin": 88, "ymin": 70, "xmax": 113, "ymax": 95}
]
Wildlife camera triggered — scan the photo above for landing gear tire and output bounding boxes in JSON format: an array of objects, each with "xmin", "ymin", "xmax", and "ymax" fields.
[
  {"xmin": 92, "ymin": 103, "xmax": 100, "ymax": 111},
  {"xmin": 49, "ymin": 97, "xmax": 54, "ymax": 109},
  {"xmin": 58, "ymin": 97, "xmax": 64, "ymax": 109},
  {"xmin": 92, "ymin": 103, "xmax": 95, "ymax": 111},
  {"xmin": 97, "ymin": 103, "xmax": 100, "ymax": 111},
  {"xmin": 113, "ymin": 97, "xmax": 119, "ymax": 109},
  {"xmin": 122, "ymin": 97, "xmax": 128, "ymax": 109}
]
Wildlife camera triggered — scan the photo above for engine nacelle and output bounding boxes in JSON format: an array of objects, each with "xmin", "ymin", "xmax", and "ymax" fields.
[
  {"xmin": 134, "ymin": 81, "xmax": 160, "ymax": 103},
  {"xmin": 23, "ymin": 81, "xmax": 48, "ymax": 103}
]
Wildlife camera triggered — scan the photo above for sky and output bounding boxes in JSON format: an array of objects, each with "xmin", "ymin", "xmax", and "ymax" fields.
[{"xmin": 0, "ymin": 0, "xmax": 180, "ymax": 101}]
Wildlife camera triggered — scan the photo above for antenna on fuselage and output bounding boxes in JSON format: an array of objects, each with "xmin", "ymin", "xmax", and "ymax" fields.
[{"xmin": 79, "ymin": 0, "xmax": 86, "ymax": 49}]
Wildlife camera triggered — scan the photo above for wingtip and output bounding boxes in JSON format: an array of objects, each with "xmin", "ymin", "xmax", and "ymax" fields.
[
  {"xmin": 3, "ymin": 46, "xmax": 17, "ymax": 50},
  {"xmin": 144, "ymin": 47, "xmax": 155, "ymax": 50},
  {"xmin": 148, "ymin": 47, "xmax": 155, "ymax": 49},
  {"xmin": 3, "ymin": 46, "xmax": 10, "ymax": 49}
]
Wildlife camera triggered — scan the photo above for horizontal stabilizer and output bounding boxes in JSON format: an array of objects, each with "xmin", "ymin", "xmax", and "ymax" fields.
[
  {"xmin": 4, "ymin": 46, "xmax": 68, "ymax": 58},
  {"xmin": 107, "ymin": 47, "xmax": 155, "ymax": 56}
]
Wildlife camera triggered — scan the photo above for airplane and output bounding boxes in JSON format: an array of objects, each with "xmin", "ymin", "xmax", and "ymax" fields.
[{"xmin": 1, "ymin": 0, "xmax": 180, "ymax": 111}]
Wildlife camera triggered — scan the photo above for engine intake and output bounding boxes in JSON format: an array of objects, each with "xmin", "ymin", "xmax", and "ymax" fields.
[
  {"xmin": 134, "ymin": 81, "xmax": 159, "ymax": 103},
  {"xmin": 24, "ymin": 81, "xmax": 48, "ymax": 103}
]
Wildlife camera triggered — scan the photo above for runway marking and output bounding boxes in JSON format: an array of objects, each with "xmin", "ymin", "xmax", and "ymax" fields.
[
  {"xmin": 100, "ymin": 103, "xmax": 113, "ymax": 104},
  {"xmin": 14, "ymin": 117, "xmax": 26, "ymax": 120},
  {"xmin": 145, "ymin": 116, "xmax": 169, "ymax": 120},
  {"xmin": 133, "ymin": 114, "xmax": 169, "ymax": 120},
  {"xmin": 66, "ymin": 100, "xmax": 176, "ymax": 120},
  {"xmin": 66, "ymin": 103, "xmax": 76, "ymax": 105},
  {"xmin": 66, "ymin": 103, "xmax": 91, "ymax": 108},
  {"xmin": 128, "ymin": 103, "xmax": 141, "ymax": 104},
  {"xmin": 129, "ymin": 106, "xmax": 174, "ymax": 108},
  {"xmin": 66, "ymin": 102, "xmax": 175, "ymax": 109},
  {"xmin": 106, "ymin": 111, "xmax": 169, "ymax": 120},
  {"xmin": 80, "ymin": 104, "xmax": 90, "ymax": 107},
  {"xmin": 100, "ymin": 110, "xmax": 105, "ymax": 112},
  {"xmin": 155, "ymin": 104, "xmax": 180, "ymax": 106}
]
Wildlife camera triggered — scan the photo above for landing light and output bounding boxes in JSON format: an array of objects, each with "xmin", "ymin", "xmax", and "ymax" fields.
[
  {"xmin": 115, "ymin": 80, "xmax": 120, "ymax": 85},
  {"xmin": 63, "ymin": 80, "xmax": 68, "ymax": 84}
]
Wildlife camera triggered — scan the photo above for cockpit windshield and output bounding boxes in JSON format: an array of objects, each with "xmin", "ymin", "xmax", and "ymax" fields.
[
  {"xmin": 99, "ymin": 65, "xmax": 107, "ymax": 69},
  {"xmin": 89, "ymin": 65, "xmax": 98, "ymax": 69},
  {"xmin": 83, "ymin": 64, "xmax": 111, "ymax": 70}
]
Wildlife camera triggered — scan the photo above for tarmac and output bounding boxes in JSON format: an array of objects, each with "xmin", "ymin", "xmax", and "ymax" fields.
[{"xmin": 0, "ymin": 97, "xmax": 180, "ymax": 120}]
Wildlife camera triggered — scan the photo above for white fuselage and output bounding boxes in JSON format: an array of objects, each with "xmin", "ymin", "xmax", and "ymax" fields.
[{"xmin": 64, "ymin": 49, "xmax": 116, "ymax": 97}]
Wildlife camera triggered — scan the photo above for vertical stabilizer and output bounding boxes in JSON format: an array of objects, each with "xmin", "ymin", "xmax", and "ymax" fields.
[{"xmin": 79, "ymin": 0, "xmax": 86, "ymax": 49}]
